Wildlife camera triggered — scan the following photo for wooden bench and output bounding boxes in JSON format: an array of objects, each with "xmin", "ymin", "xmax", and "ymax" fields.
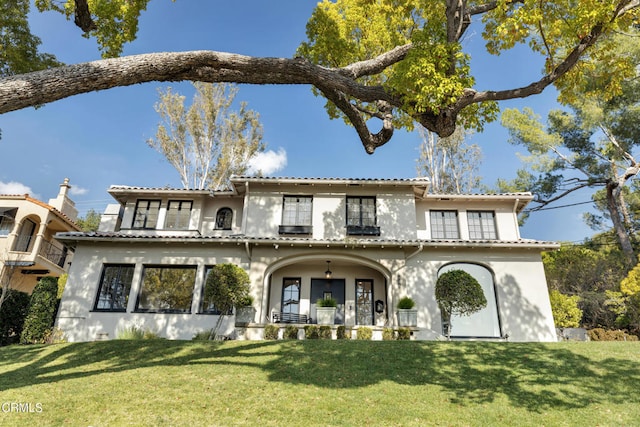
[{"xmin": 272, "ymin": 312, "xmax": 310, "ymax": 324}]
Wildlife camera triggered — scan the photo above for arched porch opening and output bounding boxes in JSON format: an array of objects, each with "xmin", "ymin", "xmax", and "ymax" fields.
[{"xmin": 261, "ymin": 253, "xmax": 392, "ymax": 327}]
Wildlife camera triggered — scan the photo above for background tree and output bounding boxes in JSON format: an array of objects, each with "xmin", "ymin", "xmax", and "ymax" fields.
[
  {"xmin": 75, "ymin": 209, "xmax": 101, "ymax": 232},
  {"xmin": 498, "ymin": 30, "xmax": 640, "ymax": 264},
  {"xmin": 147, "ymin": 82, "xmax": 264, "ymax": 190},
  {"xmin": 435, "ymin": 269, "xmax": 487, "ymax": 340},
  {"xmin": 542, "ymin": 244, "xmax": 627, "ymax": 329},
  {"xmin": 416, "ymin": 125, "xmax": 482, "ymax": 193},
  {"xmin": 605, "ymin": 260, "xmax": 640, "ymax": 335},
  {"xmin": 2, "ymin": 1, "xmax": 639, "ymax": 152}
]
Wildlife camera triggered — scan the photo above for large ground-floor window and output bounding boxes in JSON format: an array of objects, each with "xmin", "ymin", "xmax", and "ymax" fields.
[
  {"xmin": 135, "ymin": 266, "xmax": 196, "ymax": 313},
  {"xmin": 438, "ymin": 263, "xmax": 501, "ymax": 338},
  {"xmin": 93, "ymin": 264, "xmax": 135, "ymax": 311}
]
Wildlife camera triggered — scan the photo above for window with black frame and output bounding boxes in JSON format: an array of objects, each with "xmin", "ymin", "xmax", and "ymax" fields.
[
  {"xmin": 93, "ymin": 264, "xmax": 135, "ymax": 311},
  {"xmin": 215, "ymin": 208, "xmax": 233, "ymax": 230},
  {"xmin": 132, "ymin": 200, "xmax": 161, "ymax": 229},
  {"xmin": 346, "ymin": 196, "xmax": 379, "ymax": 235},
  {"xmin": 135, "ymin": 266, "xmax": 196, "ymax": 313},
  {"xmin": 280, "ymin": 196, "xmax": 312, "ymax": 234},
  {"xmin": 165, "ymin": 200, "xmax": 192, "ymax": 229}
]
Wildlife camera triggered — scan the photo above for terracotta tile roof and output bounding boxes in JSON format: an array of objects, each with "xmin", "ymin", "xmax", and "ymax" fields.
[{"xmin": 55, "ymin": 231, "xmax": 559, "ymax": 250}]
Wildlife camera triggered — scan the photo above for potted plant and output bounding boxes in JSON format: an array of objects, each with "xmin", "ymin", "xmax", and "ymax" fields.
[
  {"xmin": 316, "ymin": 297, "xmax": 337, "ymax": 325},
  {"xmin": 235, "ymin": 295, "xmax": 256, "ymax": 325},
  {"xmin": 396, "ymin": 296, "xmax": 417, "ymax": 327}
]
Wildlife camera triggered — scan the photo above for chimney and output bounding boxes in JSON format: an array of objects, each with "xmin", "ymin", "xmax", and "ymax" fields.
[{"xmin": 48, "ymin": 178, "xmax": 78, "ymax": 221}]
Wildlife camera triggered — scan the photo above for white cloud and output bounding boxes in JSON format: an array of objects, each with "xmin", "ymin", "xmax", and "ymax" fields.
[
  {"xmin": 246, "ymin": 148, "xmax": 287, "ymax": 175},
  {"xmin": 0, "ymin": 181, "xmax": 36, "ymax": 197},
  {"xmin": 70, "ymin": 186, "xmax": 89, "ymax": 196}
]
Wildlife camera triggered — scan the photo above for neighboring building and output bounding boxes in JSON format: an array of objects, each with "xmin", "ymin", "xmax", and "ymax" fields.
[
  {"xmin": 56, "ymin": 177, "xmax": 559, "ymax": 342},
  {"xmin": 0, "ymin": 179, "xmax": 79, "ymax": 294}
]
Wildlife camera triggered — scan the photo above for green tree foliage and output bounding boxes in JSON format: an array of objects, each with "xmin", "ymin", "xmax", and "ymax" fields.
[
  {"xmin": 20, "ymin": 277, "xmax": 59, "ymax": 344},
  {"xmin": 0, "ymin": 0, "xmax": 61, "ymax": 76},
  {"xmin": 542, "ymin": 244, "xmax": 627, "ymax": 329},
  {"xmin": 498, "ymin": 30, "xmax": 640, "ymax": 264},
  {"xmin": 549, "ymin": 290, "xmax": 582, "ymax": 329},
  {"xmin": 34, "ymin": 0, "xmax": 153, "ymax": 58},
  {"xmin": 203, "ymin": 264, "xmax": 250, "ymax": 315},
  {"xmin": 147, "ymin": 82, "xmax": 265, "ymax": 190},
  {"xmin": 606, "ymin": 260, "xmax": 640, "ymax": 335},
  {"xmin": 435, "ymin": 269, "xmax": 487, "ymax": 339},
  {"xmin": 75, "ymin": 209, "xmax": 101, "ymax": 232},
  {"xmin": 416, "ymin": 125, "xmax": 482, "ymax": 193},
  {"xmin": 0, "ymin": 289, "xmax": 30, "ymax": 345},
  {"xmin": 3, "ymin": 1, "xmax": 639, "ymax": 151}
]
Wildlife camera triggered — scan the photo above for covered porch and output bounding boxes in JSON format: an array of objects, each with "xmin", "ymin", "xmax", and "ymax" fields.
[{"xmin": 257, "ymin": 253, "xmax": 392, "ymax": 327}]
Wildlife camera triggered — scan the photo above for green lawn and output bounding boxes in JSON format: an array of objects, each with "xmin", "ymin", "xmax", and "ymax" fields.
[{"xmin": 0, "ymin": 340, "xmax": 638, "ymax": 426}]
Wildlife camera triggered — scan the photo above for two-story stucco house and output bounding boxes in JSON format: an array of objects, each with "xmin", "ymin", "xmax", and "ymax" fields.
[
  {"xmin": 55, "ymin": 176, "xmax": 559, "ymax": 342},
  {"xmin": 1, "ymin": 179, "xmax": 79, "ymax": 294}
]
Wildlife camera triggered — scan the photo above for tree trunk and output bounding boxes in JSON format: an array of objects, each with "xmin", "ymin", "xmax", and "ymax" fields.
[{"xmin": 606, "ymin": 181, "xmax": 636, "ymax": 265}]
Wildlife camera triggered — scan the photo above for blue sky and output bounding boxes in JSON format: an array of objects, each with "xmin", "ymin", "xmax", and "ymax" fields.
[{"xmin": 0, "ymin": 1, "xmax": 597, "ymax": 242}]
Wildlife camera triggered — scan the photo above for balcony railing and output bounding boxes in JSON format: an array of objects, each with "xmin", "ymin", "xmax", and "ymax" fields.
[{"xmin": 38, "ymin": 239, "xmax": 68, "ymax": 268}]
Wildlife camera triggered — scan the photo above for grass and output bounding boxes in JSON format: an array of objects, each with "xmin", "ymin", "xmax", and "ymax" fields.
[{"xmin": 0, "ymin": 340, "xmax": 638, "ymax": 426}]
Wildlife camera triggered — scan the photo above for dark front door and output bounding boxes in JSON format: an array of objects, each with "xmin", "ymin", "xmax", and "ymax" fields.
[{"xmin": 310, "ymin": 279, "xmax": 345, "ymax": 324}]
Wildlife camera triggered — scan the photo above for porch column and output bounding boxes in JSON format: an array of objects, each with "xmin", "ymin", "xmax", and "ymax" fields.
[{"xmin": 387, "ymin": 275, "xmax": 395, "ymax": 327}]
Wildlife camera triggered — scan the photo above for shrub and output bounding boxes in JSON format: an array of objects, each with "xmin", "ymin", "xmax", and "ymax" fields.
[
  {"xmin": 318, "ymin": 326, "xmax": 332, "ymax": 339},
  {"xmin": 192, "ymin": 330, "xmax": 212, "ymax": 341},
  {"xmin": 264, "ymin": 324, "xmax": 279, "ymax": 340},
  {"xmin": 382, "ymin": 327, "xmax": 394, "ymax": 340},
  {"xmin": 397, "ymin": 296, "xmax": 415, "ymax": 309},
  {"xmin": 284, "ymin": 325, "xmax": 299, "ymax": 339},
  {"xmin": 588, "ymin": 328, "xmax": 638, "ymax": 341},
  {"xmin": 43, "ymin": 327, "xmax": 67, "ymax": 344},
  {"xmin": 0, "ymin": 289, "xmax": 30, "ymax": 346},
  {"xmin": 396, "ymin": 327, "xmax": 411, "ymax": 340},
  {"xmin": 336, "ymin": 325, "xmax": 350, "ymax": 340},
  {"xmin": 356, "ymin": 327, "xmax": 372, "ymax": 340},
  {"xmin": 20, "ymin": 277, "xmax": 59, "ymax": 344},
  {"xmin": 317, "ymin": 297, "xmax": 337, "ymax": 307},
  {"xmin": 304, "ymin": 325, "xmax": 319, "ymax": 339},
  {"xmin": 549, "ymin": 290, "xmax": 582, "ymax": 328},
  {"xmin": 117, "ymin": 326, "xmax": 146, "ymax": 340}
]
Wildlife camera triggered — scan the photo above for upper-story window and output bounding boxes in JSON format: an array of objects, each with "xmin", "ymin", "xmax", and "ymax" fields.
[
  {"xmin": 215, "ymin": 208, "xmax": 233, "ymax": 230},
  {"xmin": 165, "ymin": 200, "xmax": 192, "ymax": 230},
  {"xmin": 467, "ymin": 211, "xmax": 497, "ymax": 240},
  {"xmin": 430, "ymin": 210, "xmax": 459, "ymax": 239},
  {"xmin": 279, "ymin": 196, "xmax": 312, "ymax": 234},
  {"xmin": 346, "ymin": 196, "xmax": 380, "ymax": 236},
  {"xmin": 13, "ymin": 218, "xmax": 37, "ymax": 251},
  {"xmin": 0, "ymin": 208, "xmax": 17, "ymax": 236},
  {"xmin": 133, "ymin": 200, "xmax": 160, "ymax": 229}
]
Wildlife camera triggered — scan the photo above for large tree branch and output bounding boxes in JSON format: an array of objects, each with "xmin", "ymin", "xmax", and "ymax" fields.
[{"xmin": 0, "ymin": 51, "xmax": 395, "ymax": 114}]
